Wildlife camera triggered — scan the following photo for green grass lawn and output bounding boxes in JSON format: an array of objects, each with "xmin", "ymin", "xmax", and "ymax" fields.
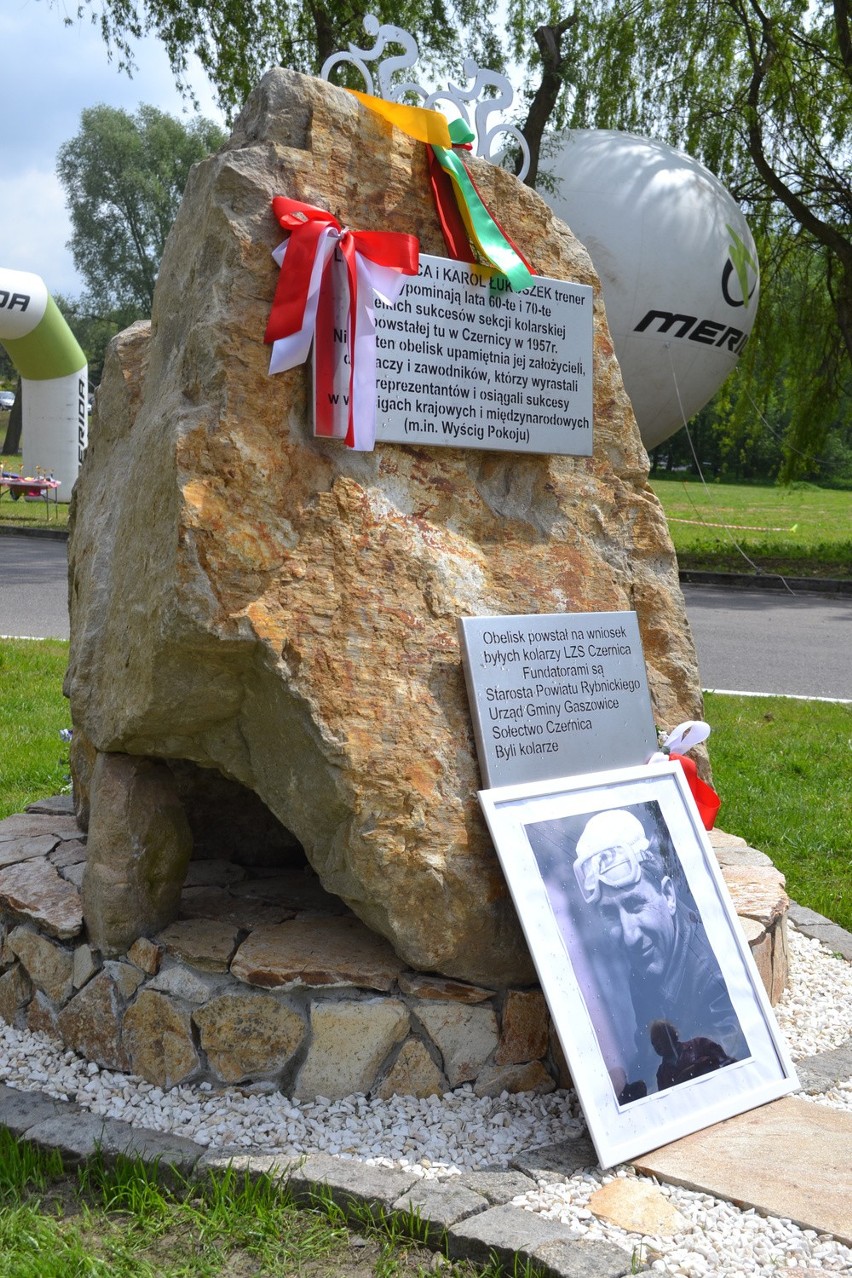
[
  {"xmin": 704, "ymin": 691, "xmax": 852, "ymax": 932},
  {"xmin": 0, "ymin": 640, "xmax": 71, "ymax": 818},
  {"xmin": 650, "ymin": 476, "xmax": 851, "ymax": 578},
  {"xmin": 0, "ymin": 1133, "xmax": 509, "ymax": 1278}
]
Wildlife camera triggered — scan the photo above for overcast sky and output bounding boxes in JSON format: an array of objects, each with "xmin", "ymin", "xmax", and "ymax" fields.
[{"xmin": 1, "ymin": 2, "xmax": 225, "ymax": 297}]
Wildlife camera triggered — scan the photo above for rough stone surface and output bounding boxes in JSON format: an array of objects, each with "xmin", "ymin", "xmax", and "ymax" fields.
[
  {"xmin": 473, "ymin": 1059, "xmax": 556, "ymax": 1097},
  {"xmin": 155, "ymin": 918, "xmax": 241, "ymax": 972},
  {"xmin": 7, "ymin": 926, "xmax": 74, "ymax": 1004},
  {"xmin": 588, "ymin": 1178, "xmax": 688, "ymax": 1235},
  {"xmin": 397, "ymin": 972, "xmax": 496, "ymax": 1003},
  {"xmin": 796, "ymin": 1037, "xmax": 852, "ymax": 1094},
  {"xmin": 65, "ymin": 68, "xmax": 704, "ymax": 987},
  {"xmin": 82, "ymin": 752, "xmax": 193, "ymax": 955},
  {"xmin": 788, "ymin": 901, "xmax": 852, "ymax": 961},
  {"xmin": 511, "ymin": 1136, "xmax": 599, "ymax": 1182},
  {"xmin": 285, "ymin": 1151, "xmax": 420, "ymax": 1214},
  {"xmin": 295, "ymin": 1000, "xmax": 409, "ymax": 1099},
  {"xmin": 456, "ymin": 1169, "xmax": 538, "ymax": 1205},
  {"xmin": 72, "ymin": 944, "xmax": 99, "ymax": 989},
  {"xmin": 0, "ymin": 859, "xmax": 83, "ymax": 939},
  {"xmin": 634, "ymin": 1096, "xmax": 852, "ymax": 1247},
  {"xmin": 447, "ymin": 1202, "xmax": 583, "ymax": 1267},
  {"xmin": 122, "ymin": 990, "xmax": 200, "ymax": 1087},
  {"xmin": 495, "ymin": 989, "xmax": 548, "ymax": 1064},
  {"xmin": 373, "ymin": 1036, "xmax": 447, "ymax": 1099},
  {"xmin": 413, "ymin": 1002, "xmax": 499, "ymax": 1088},
  {"xmin": 0, "ymin": 814, "xmax": 82, "ymax": 844},
  {"xmin": 755, "ymin": 916, "xmax": 789, "ymax": 1005},
  {"xmin": 231, "ymin": 916, "xmax": 404, "ymax": 990},
  {"xmin": 0, "ymin": 964, "xmax": 32, "ymax": 1023},
  {"xmin": 531, "ymin": 1238, "xmax": 640, "ymax": 1278},
  {"xmin": 25, "ymin": 990, "xmax": 60, "ymax": 1037},
  {"xmin": 0, "ymin": 1082, "xmax": 65, "ymax": 1135},
  {"xmin": 146, "ymin": 961, "xmax": 226, "ymax": 1004},
  {"xmin": 720, "ymin": 863, "xmax": 788, "ymax": 926},
  {"xmin": 49, "ymin": 839, "xmax": 88, "ymax": 869},
  {"xmin": 127, "ymin": 936, "xmax": 162, "ymax": 975},
  {"xmin": 193, "ymin": 991, "xmax": 305, "ymax": 1082},
  {"xmin": 56, "ymin": 968, "xmax": 130, "ymax": 1070},
  {"xmin": 103, "ymin": 959, "xmax": 146, "ymax": 1001},
  {"xmin": 179, "ymin": 886, "xmax": 294, "ymax": 929},
  {"xmin": 0, "ymin": 835, "xmax": 60, "ymax": 867},
  {"xmin": 25, "ymin": 795, "xmax": 76, "ymax": 817},
  {"xmin": 391, "ymin": 1180, "xmax": 489, "ymax": 1242}
]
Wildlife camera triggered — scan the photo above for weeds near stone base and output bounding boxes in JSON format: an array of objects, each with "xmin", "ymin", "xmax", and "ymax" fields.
[{"xmin": 0, "ymin": 1132, "xmax": 535, "ymax": 1277}]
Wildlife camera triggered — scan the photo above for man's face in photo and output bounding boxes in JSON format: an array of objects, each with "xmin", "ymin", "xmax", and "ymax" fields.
[{"xmin": 596, "ymin": 872, "xmax": 677, "ymax": 979}]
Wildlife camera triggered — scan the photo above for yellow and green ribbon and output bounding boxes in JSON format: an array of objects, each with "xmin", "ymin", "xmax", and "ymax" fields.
[
  {"xmin": 430, "ymin": 119, "xmax": 534, "ymax": 292},
  {"xmin": 350, "ymin": 94, "xmax": 535, "ymax": 293}
]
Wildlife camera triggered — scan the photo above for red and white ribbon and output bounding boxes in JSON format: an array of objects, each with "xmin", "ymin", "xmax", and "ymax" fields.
[
  {"xmin": 264, "ymin": 197, "xmax": 418, "ymax": 450},
  {"xmin": 650, "ymin": 719, "xmax": 720, "ymax": 830}
]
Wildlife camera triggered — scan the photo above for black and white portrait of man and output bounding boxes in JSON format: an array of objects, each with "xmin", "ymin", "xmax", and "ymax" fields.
[{"xmin": 524, "ymin": 801, "xmax": 749, "ymax": 1106}]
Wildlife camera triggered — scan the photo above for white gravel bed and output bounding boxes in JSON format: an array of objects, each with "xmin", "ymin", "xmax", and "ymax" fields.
[
  {"xmin": 0, "ymin": 923, "xmax": 849, "ymax": 1275},
  {"xmin": 774, "ymin": 929, "xmax": 852, "ymax": 1060}
]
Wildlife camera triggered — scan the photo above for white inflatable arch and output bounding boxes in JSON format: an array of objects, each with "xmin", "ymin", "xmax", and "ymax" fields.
[{"xmin": 0, "ymin": 268, "xmax": 88, "ymax": 496}]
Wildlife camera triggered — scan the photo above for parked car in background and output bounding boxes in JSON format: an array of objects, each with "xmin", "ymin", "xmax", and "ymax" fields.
[{"xmin": 0, "ymin": 391, "xmax": 15, "ymax": 411}]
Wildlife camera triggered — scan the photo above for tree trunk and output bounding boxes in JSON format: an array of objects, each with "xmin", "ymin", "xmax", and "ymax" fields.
[{"xmin": 518, "ymin": 12, "xmax": 578, "ymax": 188}]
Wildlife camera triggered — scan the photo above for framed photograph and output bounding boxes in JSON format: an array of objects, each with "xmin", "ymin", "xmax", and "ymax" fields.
[{"xmin": 479, "ymin": 760, "xmax": 798, "ymax": 1168}]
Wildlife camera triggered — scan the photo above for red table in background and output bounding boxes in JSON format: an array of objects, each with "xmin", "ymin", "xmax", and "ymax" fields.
[{"xmin": 0, "ymin": 475, "xmax": 62, "ymax": 519}]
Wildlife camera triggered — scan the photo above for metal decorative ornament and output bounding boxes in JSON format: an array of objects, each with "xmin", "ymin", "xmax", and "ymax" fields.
[{"xmin": 319, "ymin": 15, "xmax": 530, "ymax": 181}]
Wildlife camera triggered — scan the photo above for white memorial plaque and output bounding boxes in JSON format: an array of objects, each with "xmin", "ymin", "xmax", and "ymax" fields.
[
  {"xmin": 317, "ymin": 254, "xmax": 594, "ymax": 454},
  {"xmin": 459, "ymin": 612, "xmax": 658, "ymax": 788}
]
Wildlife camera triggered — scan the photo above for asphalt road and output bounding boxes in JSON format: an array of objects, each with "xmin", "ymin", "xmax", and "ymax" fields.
[
  {"xmin": 682, "ymin": 583, "xmax": 851, "ymax": 702},
  {"xmin": 0, "ymin": 534, "xmax": 69, "ymax": 641},
  {"xmin": 0, "ymin": 535, "xmax": 849, "ymax": 700}
]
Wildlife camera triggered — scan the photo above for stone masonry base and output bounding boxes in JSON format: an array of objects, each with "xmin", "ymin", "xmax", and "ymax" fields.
[{"xmin": 0, "ymin": 797, "xmax": 789, "ymax": 1097}]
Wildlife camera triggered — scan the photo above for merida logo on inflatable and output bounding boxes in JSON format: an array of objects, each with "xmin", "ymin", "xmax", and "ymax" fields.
[
  {"xmin": 722, "ymin": 225, "xmax": 759, "ymax": 308},
  {"xmin": 632, "ymin": 311, "xmax": 748, "ymax": 353},
  {"xmin": 0, "ymin": 290, "xmax": 31, "ymax": 313}
]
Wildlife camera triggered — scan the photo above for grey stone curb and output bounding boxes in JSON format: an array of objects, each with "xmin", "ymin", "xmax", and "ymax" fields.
[
  {"xmin": 679, "ymin": 569, "xmax": 852, "ymax": 595},
  {"xmin": 1, "ymin": 904, "xmax": 851, "ymax": 1276},
  {"xmin": 0, "ymin": 523, "xmax": 68, "ymax": 541},
  {"xmin": 0, "ymin": 1080, "xmax": 642, "ymax": 1277},
  {"xmin": 788, "ymin": 900, "xmax": 852, "ymax": 961}
]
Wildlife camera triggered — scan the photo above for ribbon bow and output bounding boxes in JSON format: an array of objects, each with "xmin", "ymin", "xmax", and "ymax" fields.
[
  {"xmin": 650, "ymin": 720, "xmax": 721, "ymax": 830},
  {"xmin": 265, "ymin": 196, "xmax": 418, "ymax": 449}
]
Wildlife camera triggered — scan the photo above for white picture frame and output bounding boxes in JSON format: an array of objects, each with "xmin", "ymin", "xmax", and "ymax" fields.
[{"xmin": 478, "ymin": 760, "xmax": 798, "ymax": 1168}]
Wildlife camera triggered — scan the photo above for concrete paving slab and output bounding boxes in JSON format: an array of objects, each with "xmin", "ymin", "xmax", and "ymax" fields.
[
  {"xmin": 392, "ymin": 1180, "xmax": 489, "ymax": 1245},
  {"xmin": 447, "ymin": 1201, "xmax": 586, "ymax": 1268},
  {"xmin": 789, "ymin": 903, "xmax": 852, "ymax": 961},
  {"xmin": 531, "ymin": 1237, "xmax": 643, "ymax": 1278},
  {"xmin": 633, "ymin": 1096, "xmax": 852, "ymax": 1246},
  {"xmin": 796, "ymin": 1038, "xmax": 852, "ymax": 1094},
  {"xmin": 0, "ymin": 1082, "xmax": 67, "ymax": 1135},
  {"xmin": 286, "ymin": 1151, "xmax": 421, "ymax": 1218},
  {"xmin": 457, "ymin": 1167, "xmax": 539, "ymax": 1204},
  {"xmin": 510, "ymin": 1134, "xmax": 598, "ymax": 1182}
]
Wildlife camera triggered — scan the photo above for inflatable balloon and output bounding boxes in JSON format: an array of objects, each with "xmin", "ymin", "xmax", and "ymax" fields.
[
  {"xmin": 0, "ymin": 268, "xmax": 88, "ymax": 495},
  {"xmin": 543, "ymin": 131, "xmax": 759, "ymax": 449}
]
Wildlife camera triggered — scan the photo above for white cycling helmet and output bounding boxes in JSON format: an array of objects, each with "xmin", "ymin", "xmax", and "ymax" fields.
[{"xmin": 573, "ymin": 809, "xmax": 651, "ymax": 904}]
